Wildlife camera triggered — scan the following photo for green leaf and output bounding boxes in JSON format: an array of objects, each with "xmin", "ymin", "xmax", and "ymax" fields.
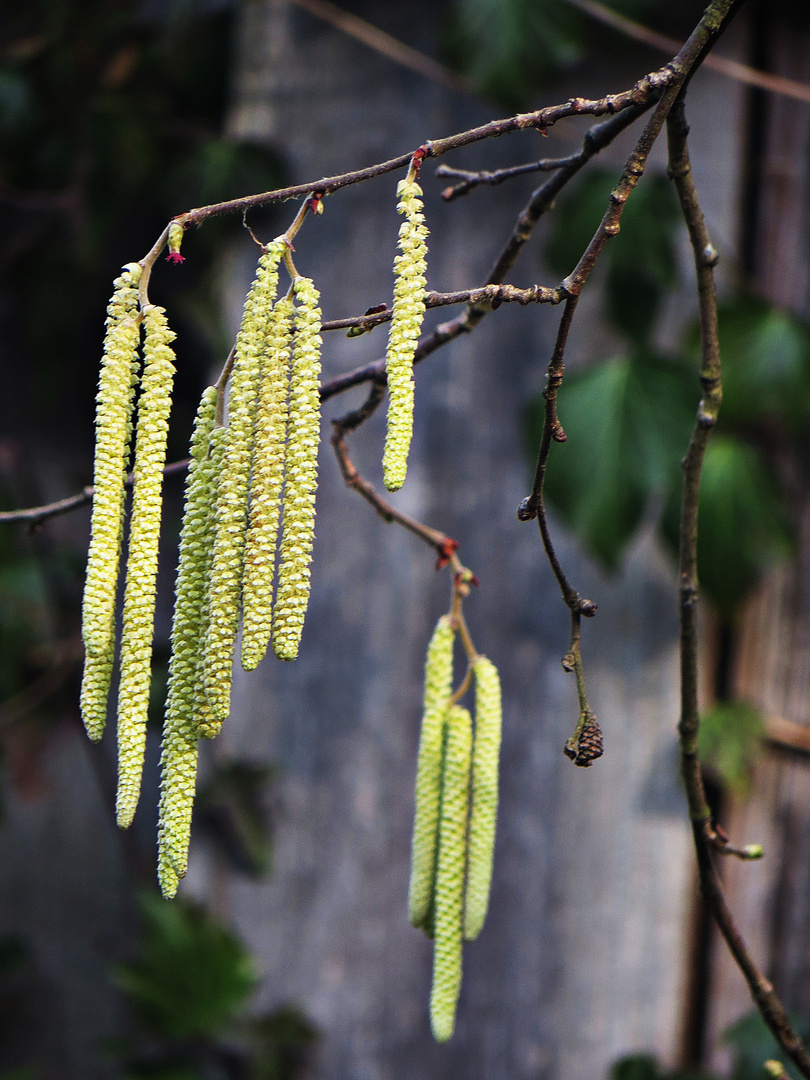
[
  {"xmin": 724, "ymin": 1009, "xmax": 810, "ymax": 1080},
  {"xmin": 241, "ymin": 1006, "xmax": 319, "ymax": 1080},
  {"xmin": 527, "ymin": 351, "xmax": 697, "ymax": 571},
  {"xmin": 116, "ymin": 892, "xmax": 257, "ymax": 1041},
  {"xmin": 611, "ymin": 1055, "xmax": 661, "ymax": 1080},
  {"xmin": 545, "ymin": 170, "xmax": 680, "ymax": 343},
  {"xmin": 660, "ymin": 435, "xmax": 794, "ymax": 617},
  {"xmin": 697, "ymin": 701, "xmax": 765, "ymax": 796},
  {"xmin": 683, "ymin": 297, "xmax": 810, "ymax": 434},
  {"xmin": 197, "ymin": 761, "xmax": 276, "ymax": 879}
]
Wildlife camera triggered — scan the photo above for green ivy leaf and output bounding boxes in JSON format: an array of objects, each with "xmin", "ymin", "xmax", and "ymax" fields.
[
  {"xmin": 697, "ymin": 701, "xmax": 765, "ymax": 797},
  {"xmin": 724, "ymin": 1009, "xmax": 810, "ymax": 1080},
  {"xmin": 116, "ymin": 892, "xmax": 257, "ymax": 1041},
  {"xmin": 545, "ymin": 170, "xmax": 680, "ymax": 343},
  {"xmin": 526, "ymin": 351, "xmax": 697, "ymax": 571},
  {"xmin": 659, "ymin": 435, "xmax": 794, "ymax": 617},
  {"xmin": 683, "ymin": 297, "xmax": 810, "ymax": 434}
]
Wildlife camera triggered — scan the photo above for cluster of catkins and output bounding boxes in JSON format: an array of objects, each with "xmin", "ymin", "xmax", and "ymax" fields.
[
  {"xmin": 408, "ymin": 615, "xmax": 503, "ymax": 1042},
  {"xmin": 79, "ymin": 240, "xmax": 322, "ymax": 898}
]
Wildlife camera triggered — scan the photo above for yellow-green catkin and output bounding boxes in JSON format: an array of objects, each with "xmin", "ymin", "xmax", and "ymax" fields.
[
  {"xmin": 430, "ymin": 704, "xmax": 472, "ymax": 1044},
  {"xmin": 464, "ymin": 656, "xmax": 502, "ymax": 941},
  {"xmin": 382, "ymin": 178, "xmax": 428, "ymax": 492},
  {"xmin": 115, "ymin": 305, "xmax": 176, "ymax": 829},
  {"xmin": 241, "ymin": 297, "xmax": 294, "ymax": 671},
  {"xmin": 408, "ymin": 614, "xmax": 455, "ymax": 930},
  {"xmin": 80, "ymin": 262, "xmax": 143, "ymax": 739},
  {"xmin": 157, "ymin": 386, "xmax": 218, "ymax": 897},
  {"xmin": 204, "ymin": 241, "xmax": 285, "ymax": 724},
  {"xmin": 271, "ymin": 276, "xmax": 322, "ymax": 662},
  {"xmin": 194, "ymin": 425, "xmax": 227, "ymax": 741}
]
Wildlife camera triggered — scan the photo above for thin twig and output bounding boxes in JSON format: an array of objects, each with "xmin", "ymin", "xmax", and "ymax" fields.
[
  {"xmin": 435, "ymin": 154, "xmax": 583, "ymax": 201},
  {"xmin": 668, "ymin": 95, "xmax": 810, "ymax": 1080}
]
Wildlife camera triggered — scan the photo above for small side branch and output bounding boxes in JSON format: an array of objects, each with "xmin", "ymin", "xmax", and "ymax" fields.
[
  {"xmin": 436, "ymin": 154, "xmax": 584, "ymax": 201},
  {"xmin": 668, "ymin": 97, "xmax": 810, "ymax": 1080}
]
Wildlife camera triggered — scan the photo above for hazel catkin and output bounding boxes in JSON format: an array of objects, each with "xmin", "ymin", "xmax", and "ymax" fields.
[
  {"xmin": 271, "ymin": 276, "xmax": 322, "ymax": 663},
  {"xmin": 382, "ymin": 178, "xmax": 428, "ymax": 492},
  {"xmin": 204, "ymin": 241, "xmax": 285, "ymax": 725},
  {"xmin": 80, "ymin": 262, "xmax": 142, "ymax": 739},
  {"xmin": 430, "ymin": 704, "xmax": 472, "ymax": 1044},
  {"xmin": 241, "ymin": 296, "xmax": 294, "ymax": 671},
  {"xmin": 464, "ymin": 655, "xmax": 502, "ymax": 941},
  {"xmin": 115, "ymin": 304, "xmax": 176, "ymax": 829},
  {"xmin": 157, "ymin": 386, "xmax": 218, "ymax": 896},
  {"xmin": 408, "ymin": 614, "xmax": 455, "ymax": 930}
]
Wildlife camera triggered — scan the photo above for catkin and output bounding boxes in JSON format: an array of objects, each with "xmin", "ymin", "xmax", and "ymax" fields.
[
  {"xmin": 382, "ymin": 178, "xmax": 428, "ymax": 492},
  {"xmin": 409, "ymin": 614, "xmax": 455, "ymax": 930},
  {"xmin": 115, "ymin": 305, "xmax": 176, "ymax": 829},
  {"xmin": 157, "ymin": 387, "xmax": 218, "ymax": 896},
  {"xmin": 194, "ymin": 425, "xmax": 228, "ymax": 740},
  {"xmin": 80, "ymin": 263, "xmax": 142, "ymax": 738},
  {"xmin": 241, "ymin": 297, "xmax": 294, "ymax": 671},
  {"xmin": 430, "ymin": 704, "xmax": 472, "ymax": 1044},
  {"xmin": 271, "ymin": 276, "xmax": 322, "ymax": 662},
  {"xmin": 464, "ymin": 656, "xmax": 502, "ymax": 941},
  {"xmin": 204, "ymin": 241, "xmax": 285, "ymax": 724}
]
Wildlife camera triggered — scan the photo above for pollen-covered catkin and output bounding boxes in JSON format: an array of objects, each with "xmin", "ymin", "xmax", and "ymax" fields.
[
  {"xmin": 115, "ymin": 304, "xmax": 176, "ymax": 829},
  {"xmin": 241, "ymin": 297, "xmax": 294, "ymax": 671},
  {"xmin": 194, "ymin": 425, "xmax": 227, "ymax": 741},
  {"xmin": 204, "ymin": 241, "xmax": 285, "ymax": 723},
  {"xmin": 430, "ymin": 704, "xmax": 472, "ymax": 1044},
  {"xmin": 382, "ymin": 178, "xmax": 428, "ymax": 492},
  {"xmin": 409, "ymin": 614, "xmax": 455, "ymax": 929},
  {"xmin": 157, "ymin": 387, "xmax": 218, "ymax": 896},
  {"xmin": 272, "ymin": 276, "xmax": 322, "ymax": 662},
  {"xmin": 464, "ymin": 655, "xmax": 502, "ymax": 941},
  {"xmin": 81, "ymin": 262, "xmax": 142, "ymax": 686}
]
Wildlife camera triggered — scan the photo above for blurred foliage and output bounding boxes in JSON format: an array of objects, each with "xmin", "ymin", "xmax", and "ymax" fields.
[
  {"xmin": 545, "ymin": 168, "xmax": 681, "ymax": 344},
  {"xmin": 0, "ymin": 0, "xmax": 282, "ymax": 454},
  {"xmin": 197, "ymin": 760, "xmax": 277, "ymax": 879},
  {"xmin": 697, "ymin": 700, "xmax": 766, "ymax": 796},
  {"xmin": 526, "ymin": 350, "xmax": 697, "ymax": 571},
  {"xmin": 525, "ymin": 164, "xmax": 810, "ymax": 618},
  {"xmin": 610, "ymin": 1053, "xmax": 720, "ymax": 1080},
  {"xmin": 724, "ymin": 1010, "xmax": 810, "ymax": 1080},
  {"xmin": 115, "ymin": 893, "xmax": 316, "ymax": 1080},
  {"xmin": 442, "ymin": 0, "xmax": 662, "ymax": 110}
]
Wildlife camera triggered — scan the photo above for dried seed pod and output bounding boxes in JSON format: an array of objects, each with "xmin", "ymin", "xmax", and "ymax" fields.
[
  {"xmin": 271, "ymin": 276, "xmax": 322, "ymax": 663},
  {"xmin": 430, "ymin": 704, "xmax": 472, "ymax": 1044},
  {"xmin": 382, "ymin": 178, "xmax": 428, "ymax": 492},
  {"xmin": 115, "ymin": 304, "xmax": 176, "ymax": 829},
  {"xmin": 204, "ymin": 241, "xmax": 286, "ymax": 723},
  {"xmin": 409, "ymin": 614, "xmax": 455, "ymax": 930},
  {"xmin": 564, "ymin": 710, "xmax": 604, "ymax": 767},
  {"xmin": 464, "ymin": 655, "xmax": 502, "ymax": 941},
  {"xmin": 157, "ymin": 386, "xmax": 218, "ymax": 896},
  {"xmin": 81, "ymin": 262, "xmax": 142, "ymax": 684},
  {"xmin": 241, "ymin": 297, "xmax": 294, "ymax": 671}
]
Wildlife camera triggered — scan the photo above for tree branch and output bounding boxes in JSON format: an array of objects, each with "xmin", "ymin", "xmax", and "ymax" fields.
[{"xmin": 668, "ymin": 95, "xmax": 810, "ymax": 1080}]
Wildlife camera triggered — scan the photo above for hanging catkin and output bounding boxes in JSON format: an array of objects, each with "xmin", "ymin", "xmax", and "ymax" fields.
[
  {"xmin": 272, "ymin": 276, "xmax": 322, "ymax": 662},
  {"xmin": 430, "ymin": 704, "xmax": 472, "ymax": 1044},
  {"xmin": 464, "ymin": 655, "xmax": 502, "ymax": 941},
  {"xmin": 80, "ymin": 263, "xmax": 142, "ymax": 739},
  {"xmin": 194, "ymin": 425, "xmax": 227, "ymax": 741},
  {"xmin": 203, "ymin": 241, "xmax": 285, "ymax": 724},
  {"xmin": 115, "ymin": 304, "xmax": 176, "ymax": 829},
  {"xmin": 382, "ymin": 178, "xmax": 428, "ymax": 492},
  {"xmin": 409, "ymin": 614, "xmax": 455, "ymax": 930},
  {"xmin": 241, "ymin": 296, "xmax": 294, "ymax": 671},
  {"xmin": 157, "ymin": 386, "xmax": 218, "ymax": 897}
]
